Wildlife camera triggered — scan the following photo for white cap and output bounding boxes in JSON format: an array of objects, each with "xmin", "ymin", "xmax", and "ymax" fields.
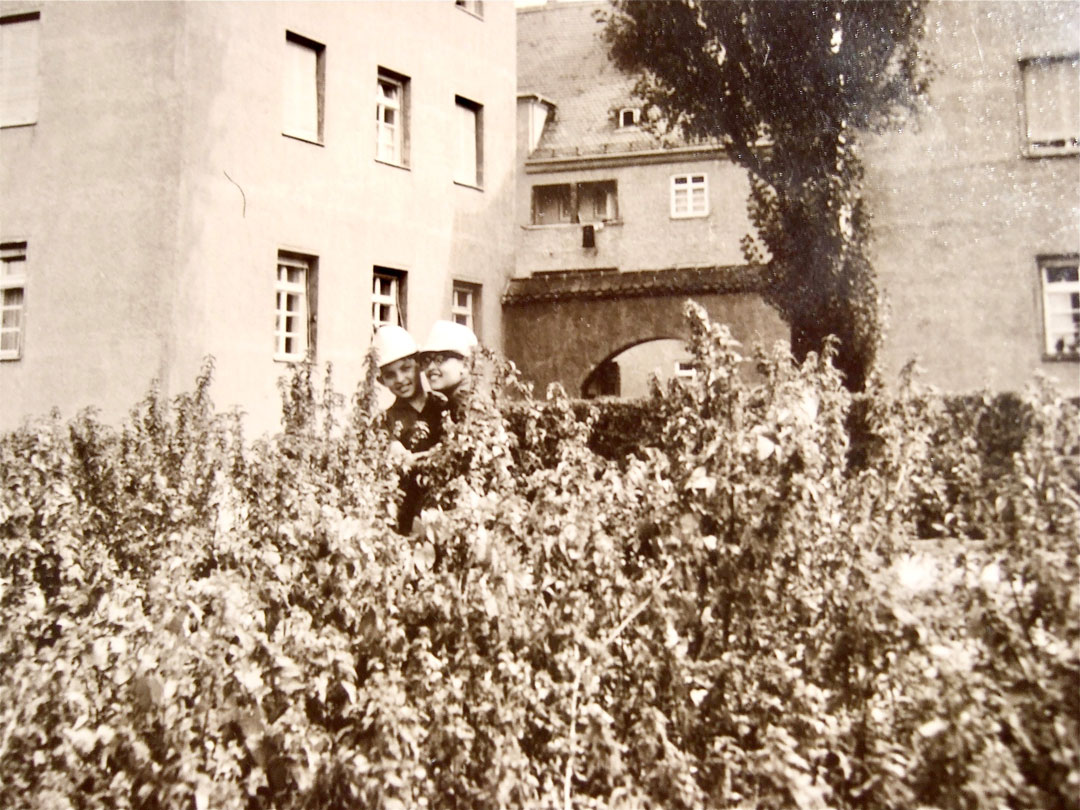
[
  {"xmin": 421, "ymin": 320, "xmax": 478, "ymax": 358},
  {"xmin": 371, "ymin": 325, "xmax": 418, "ymax": 368}
]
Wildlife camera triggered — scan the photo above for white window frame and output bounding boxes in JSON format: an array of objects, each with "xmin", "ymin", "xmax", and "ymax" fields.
[
  {"xmin": 1, "ymin": 12, "xmax": 40, "ymax": 128},
  {"xmin": 376, "ymin": 70, "xmax": 408, "ymax": 166},
  {"xmin": 283, "ymin": 31, "xmax": 324, "ymax": 144},
  {"xmin": 618, "ymin": 107, "xmax": 640, "ymax": 128},
  {"xmin": 454, "ymin": 96, "xmax": 483, "ymax": 188},
  {"xmin": 0, "ymin": 240, "xmax": 27, "ymax": 360},
  {"xmin": 372, "ymin": 268, "xmax": 405, "ymax": 328},
  {"xmin": 451, "ymin": 282, "xmax": 479, "ymax": 331},
  {"xmin": 670, "ymin": 173, "xmax": 709, "ymax": 219},
  {"xmin": 275, "ymin": 254, "xmax": 313, "ymax": 362},
  {"xmin": 1040, "ymin": 254, "xmax": 1080, "ymax": 358},
  {"xmin": 1020, "ymin": 55, "xmax": 1079, "ymax": 157},
  {"xmin": 674, "ymin": 360, "xmax": 697, "ymax": 382}
]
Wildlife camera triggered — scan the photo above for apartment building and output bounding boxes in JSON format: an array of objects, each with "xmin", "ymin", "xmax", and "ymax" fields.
[
  {"xmin": 0, "ymin": 0, "xmax": 516, "ymax": 432},
  {"xmin": 864, "ymin": 0, "xmax": 1078, "ymax": 394},
  {"xmin": 508, "ymin": 1, "xmax": 786, "ymax": 397},
  {"xmin": 508, "ymin": 0, "xmax": 1078, "ymax": 398}
]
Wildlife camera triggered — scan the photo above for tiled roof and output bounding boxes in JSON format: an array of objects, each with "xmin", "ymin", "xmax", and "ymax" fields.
[
  {"xmin": 502, "ymin": 265, "xmax": 766, "ymax": 304},
  {"xmin": 517, "ymin": 1, "xmax": 661, "ymax": 158}
]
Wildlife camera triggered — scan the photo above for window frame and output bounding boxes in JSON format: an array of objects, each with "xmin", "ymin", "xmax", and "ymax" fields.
[
  {"xmin": 673, "ymin": 360, "xmax": 697, "ymax": 382},
  {"xmin": 0, "ymin": 240, "xmax": 27, "ymax": 361},
  {"xmin": 453, "ymin": 95, "xmax": 483, "ymax": 189},
  {"xmin": 451, "ymin": 281, "xmax": 481, "ymax": 333},
  {"xmin": 376, "ymin": 68, "xmax": 410, "ymax": 167},
  {"xmin": 577, "ymin": 180, "xmax": 618, "ymax": 224},
  {"xmin": 532, "ymin": 183, "xmax": 572, "ymax": 225},
  {"xmin": 1, "ymin": 11, "xmax": 41, "ymax": 129},
  {"xmin": 282, "ymin": 30, "xmax": 326, "ymax": 145},
  {"xmin": 1019, "ymin": 54, "xmax": 1079, "ymax": 158},
  {"xmin": 530, "ymin": 180, "xmax": 619, "ymax": 226},
  {"xmin": 274, "ymin": 252, "xmax": 318, "ymax": 363},
  {"xmin": 1039, "ymin": 254, "xmax": 1080, "ymax": 360},
  {"xmin": 372, "ymin": 266, "xmax": 407, "ymax": 328},
  {"xmin": 618, "ymin": 107, "xmax": 640, "ymax": 128},
  {"xmin": 670, "ymin": 173, "xmax": 709, "ymax": 219}
]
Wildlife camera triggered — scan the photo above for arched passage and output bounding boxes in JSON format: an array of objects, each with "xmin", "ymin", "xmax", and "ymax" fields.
[
  {"xmin": 582, "ymin": 337, "xmax": 686, "ymax": 398},
  {"xmin": 502, "ymin": 266, "xmax": 790, "ymax": 397}
]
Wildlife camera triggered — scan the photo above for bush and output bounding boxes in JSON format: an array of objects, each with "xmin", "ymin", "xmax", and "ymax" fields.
[{"xmin": 0, "ymin": 304, "xmax": 1076, "ymax": 809}]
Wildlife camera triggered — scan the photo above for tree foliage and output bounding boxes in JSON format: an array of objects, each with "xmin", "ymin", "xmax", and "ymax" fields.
[{"xmin": 604, "ymin": 0, "xmax": 930, "ymax": 390}]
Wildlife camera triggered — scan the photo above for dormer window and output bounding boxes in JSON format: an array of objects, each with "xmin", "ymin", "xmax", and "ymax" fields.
[{"xmin": 618, "ymin": 107, "xmax": 640, "ymax": 128}]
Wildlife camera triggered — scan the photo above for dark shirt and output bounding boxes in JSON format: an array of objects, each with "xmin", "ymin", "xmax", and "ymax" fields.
[
  {"xmin": 440, "ymin": 381, "xmax": 473, "ymax": 424},
  {"xmin": 381, "ymin": 393, "xmax": 448, "ymax": 453}
]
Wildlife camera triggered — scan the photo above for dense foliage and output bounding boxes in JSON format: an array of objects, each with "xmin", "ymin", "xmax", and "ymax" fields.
[
  {"xmin": 603, "ymin": 0, "xmax": 930, "ymax": 391},
  {"xmin": 1, "ymin": 303, "xmax": 1076, "ymax": 809}
]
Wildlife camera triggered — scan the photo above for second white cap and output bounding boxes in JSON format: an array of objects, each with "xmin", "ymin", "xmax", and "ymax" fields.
[{"xmin": 421, "ymin": 320, "xmax": 478, "ymax": 358}]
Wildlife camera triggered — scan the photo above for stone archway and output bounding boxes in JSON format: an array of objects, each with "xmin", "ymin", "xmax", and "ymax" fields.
[
  {"xmin": 502, "ymin": 265, "xmax": 789, "ymax": 397},
  {"xmin": 586, "ymin": 337, "xmax": 699, "ymax": 398}
]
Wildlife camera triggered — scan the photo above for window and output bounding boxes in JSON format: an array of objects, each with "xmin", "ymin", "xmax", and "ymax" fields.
[
  {"xmin": 451, "ymin": 282, "xmax": 480, "ymax": 331},
  {"xmin": 1020, "ymin": 55, "xmax": 1079, "ymax": 156},
  {"xmin": 376, "ymin": 69, "xmax": 409, "ymax": 166},
  {"xmin": 578, "ymin": 181, "xmax": 617, "ymax": 223},
  {"xmin": 0, "ymin": 241, "xmax": 27, "ymax": 360},
  {"xmin": 454, "ymin": 96, "xmax": 483, "ymax": 188},
  {"xmin": 1, "ymin": 12, "xmax": 40, "ymax": 128},
  {"xmin": 531, "ymin": 181, "xmax": 618, "ymax": 225},
  {"xmin": 674, "ymin": 360, "xmax": 697, "ymax": 382},
  {"xmin": 671, "ymin": 173, "xmax": 709, "ymax": 218},
  {"xmin": 455, "ymin": 0, "xmax": 483, "ymax": 18},
  {"xmin": 1040, "ymin": 255, "xmax": 1080, "ymax": 358},
  {"xmin": 533, "ymin": 184, "xmax": 572, "ymax": 225},
  {"xmin": 283, "ymin": 31, "xmax": 324, "ymax": 143},
  {"xmin": 618, "ymin": 107, "xmax": 640, "ymax": 128},
  {"xmin": 373, "ymin": 267, "xmax": 406, "ymax": 327},
  {"xmin": 274, "ymin": 252, "xmax": 317, "ymax": 362}
]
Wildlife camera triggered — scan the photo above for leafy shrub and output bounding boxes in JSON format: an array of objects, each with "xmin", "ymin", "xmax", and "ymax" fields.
[{"xmin": 0, "ymin": 304, "xmax": 1076, "ymax": 809}]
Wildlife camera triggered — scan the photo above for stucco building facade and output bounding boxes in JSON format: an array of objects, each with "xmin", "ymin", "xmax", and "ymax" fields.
[
  {"xmin": 508, "ymin": 1, "xmax": 788, "ymax": 398},
  {"xmin": 0, "ymin": 1, "xmax": 517, "ymax": 432},
  {"xmin": 864, "ymin": 0, "xmax": 1079, "ymax": 394},
  {"xmin": 508, "ymin": 0, "xmax": 1078, "ymax": 399}
]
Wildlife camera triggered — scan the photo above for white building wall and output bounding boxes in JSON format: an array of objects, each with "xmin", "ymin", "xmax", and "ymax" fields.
[{"xmin": 0, "ymin": 1, "xmax": 517, "ymax": 432}]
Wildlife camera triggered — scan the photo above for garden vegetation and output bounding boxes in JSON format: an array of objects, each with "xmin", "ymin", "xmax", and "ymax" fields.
[{"xmin": 1, "ymin": 304, "xmax": 1076, "ymax": 809}]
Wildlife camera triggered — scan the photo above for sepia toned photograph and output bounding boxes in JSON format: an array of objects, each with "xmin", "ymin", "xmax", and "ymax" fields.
[{"xmin": 0, "ymin": 1, "xmax": 1076, "ymax": 806}]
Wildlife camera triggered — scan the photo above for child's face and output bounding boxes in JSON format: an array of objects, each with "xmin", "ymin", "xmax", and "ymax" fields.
[
  {"xmin": 423, "ymin": 352, "xmax": 467, "ymax": 393},
  {"xmin": 379, "ymin": 357, "xmax": 420, "ymax": 399}
]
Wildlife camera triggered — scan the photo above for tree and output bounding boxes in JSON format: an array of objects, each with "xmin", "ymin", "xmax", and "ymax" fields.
[{"xmin": 604, "ymin": 1, "xmax": 929, "ymax": 390}]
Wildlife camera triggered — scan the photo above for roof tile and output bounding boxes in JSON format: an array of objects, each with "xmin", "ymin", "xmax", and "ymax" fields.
[
  {"xmin": 503, "ymin": 265, "xmax": 766, "ymax": 304},
  {"xmin": 518, "ymin": 2, "xmax": 659, "ymax": 158}
]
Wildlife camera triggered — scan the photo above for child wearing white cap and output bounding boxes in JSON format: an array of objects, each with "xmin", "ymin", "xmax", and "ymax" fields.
[
  {"xmin": 372, "ymin": 325, "xmax": 447, "ymax": 455},
  {"xmin": 418, "ymin": 320, "xmax": 478, "ymax": 418},
  {"xmin": 372, "ymin": 325, "xmax": 448, "ymax": 533}
]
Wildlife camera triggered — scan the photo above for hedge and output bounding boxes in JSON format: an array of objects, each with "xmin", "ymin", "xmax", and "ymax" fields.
[{"xmin": 0, "ymin": 304, "xmax": 1076, "ymax": 809}]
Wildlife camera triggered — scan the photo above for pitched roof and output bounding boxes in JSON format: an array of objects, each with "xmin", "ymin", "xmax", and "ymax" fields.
[
  {"xmin": 517, "ymin": 1, "xmax": 659, "ymax": 158},
  {"xmin": 502, "ymin": 264, "xmax": 765, "ymax": 305}
]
